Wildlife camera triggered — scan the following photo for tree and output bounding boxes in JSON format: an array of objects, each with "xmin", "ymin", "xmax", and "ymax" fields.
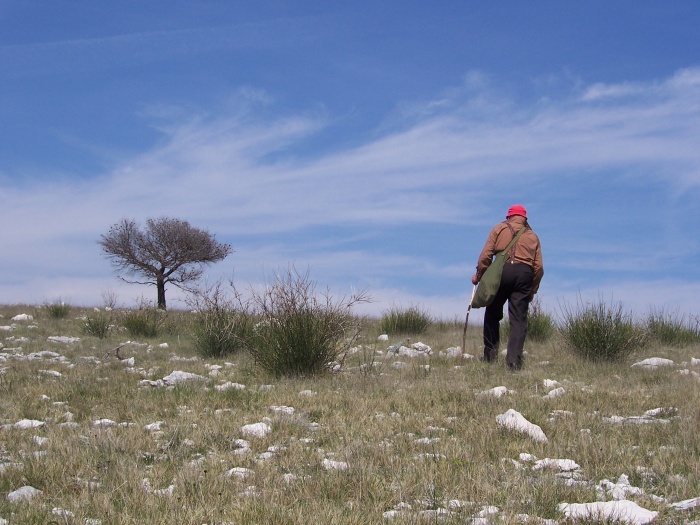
[{"xmin": 99, "ymin": 217, "xmax": 232, "ymax": 309}]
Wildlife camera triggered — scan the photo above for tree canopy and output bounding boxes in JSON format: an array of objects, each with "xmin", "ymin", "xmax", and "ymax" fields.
[{"xmin": 99, "ymin": 217, "xmax": 232, "ymax": 309}]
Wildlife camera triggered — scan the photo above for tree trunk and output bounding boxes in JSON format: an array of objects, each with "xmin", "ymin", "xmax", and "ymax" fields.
[{"xmin": 156, "ymin": 276, "xmax": 167, "ymax": 310}]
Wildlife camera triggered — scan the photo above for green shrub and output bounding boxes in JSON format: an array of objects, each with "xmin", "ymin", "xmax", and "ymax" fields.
[
  {"xmin": 645, "ymin": 308, "xmax": 700, "ymax": 347},
  {"xmin": 559, "ymin": 297, "xmax": 646, "ymax": 362},
  {"xmin": 500, "ymin": 299, "xmax": 554, "ymax": 342},
  {"xmin": 120, "ymin": 305, "xmax": 164, "ymax": 338},
  {"xmin": 526, "ymin": 299, "xmax": 554, "ymax": 342},
  {"xmin": 247, "ymin": 267, "xmax": 368, "ymax": 377},
  {"xmin": 379, "ymin": 305, "xmax": 432, "ymax": 335},
  {"xmin": 82, "ymin": 312, "xmax": 111, "ymax": 338},
  {"xmin": 43, "ymin": 299, "xmax": 71, "ymax": 319},
  {"xmin": 189, "ymin": 282, "xmax": 254, "ymax": 358}
]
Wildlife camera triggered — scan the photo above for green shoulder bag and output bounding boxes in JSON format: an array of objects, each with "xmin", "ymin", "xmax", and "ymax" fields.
[{"xmin": 471, "ymin": 226, "xmax": 527, "ymax": 309}]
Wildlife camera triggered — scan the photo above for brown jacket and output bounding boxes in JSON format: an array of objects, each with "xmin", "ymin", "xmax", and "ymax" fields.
[{"xmin": 475, "ymin": 215, "xmax": 544, "ymax": 295}]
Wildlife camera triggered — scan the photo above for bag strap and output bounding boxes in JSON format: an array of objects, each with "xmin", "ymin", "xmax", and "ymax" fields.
[{"xmin": 502, "ymin": 222, "xmax": 527, "ymax": 262}]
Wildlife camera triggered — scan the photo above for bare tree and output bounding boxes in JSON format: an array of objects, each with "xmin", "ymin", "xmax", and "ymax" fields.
[{"xmin": 99, "ymin": 217, "xmax": 232, "ymax": 309}]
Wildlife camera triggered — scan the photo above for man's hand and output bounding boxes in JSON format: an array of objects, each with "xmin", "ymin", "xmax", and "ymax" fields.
[{"xmin": 471, "ymin": 274, "xmax": 479, "ymax": 285}]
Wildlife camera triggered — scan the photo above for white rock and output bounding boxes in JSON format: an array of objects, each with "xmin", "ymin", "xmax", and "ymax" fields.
[
  {"xmin": 47, "ymin": 335, "xmax": 80, "ymax": 344},
  {"xmin": 14, "ymin": 419, "xmax": 45, "ymax": 429},
  {"xmin": 631, "ymin": 357, "xmax": 674, "ymax": 369},
  {"xmin": 270, "ymin": 405, "xmax": 295, "ymax": 415},
  {"xmin": 533, "ymin": 458, "xmax": 581, "ymax": 472},
  {"xmin": 144, "ymin": 421, "xmax": 164, "ymax": 431},
  {"xmin": 138, "ymin": 379, "xmax": 165, "ymax": 388},
  {"xmin": 479, "ymin": 386, "xmax": 513, "ymax": 398},
  {"xmin": 33, "ymin": 436, "xmax": 49, "ymax": 446},
  {"xmin": 542, "ymin": 379, "xmax": 560, "ymax": 389},
  {"xmin": 215, "ymin": 381, "xmax": 245, "ymax": 391},
  {"xmin": 378, "ymin": 334, "xmax": 389, "ymax": 341},
  {"xmin": 7, "ymin": 485, "xmax": 42, "ymax": 502},
  {"xmin": 670, "ymin": 496, "xmax": 700, "ymax": 510},
  {"xmin": 226, "ymin": 467, "xmax": 254, "ymax": 479},
  {"xmin": 162, "ymin": 370, "xmax": 207, "ymax": 385},
  {"xmin": 299, "ymin": 389, "xmax": 316, "ymax": 396},
  {"xmin": 543, "ymin": 387, "xmax": 566, "ymax": 399},
  {"xmin": 443, "ymin": 346, "xmax": 463, "ymax": 358},
  {"xmin": 233, "ymin": 438, "xmax": 251, "ymax": 448},
  {"xmin": 559, "ymin": 500, "xmax": 657, "ymax": 524},
  {"xmin": 496, "ymin": 409, "xmax": 548, "ymax": 443},
  {"xmin": 322, "ymin": 458, "xmax": 349, "ymax": 471},
  {"xmin": 52, "ymin": 508, "xmax": 75, "ymax": 519},
  {"xmin": 11, "ymin": 314, "xmax": 33, "ymax": 322},
  {"xmin": 240, "ymin": 422, "xmax": 271, "ymax": 438},
  {"xmin": 598, "ymin": 474, "xmax": 645, "ymax": 500},
  {"xmin": 153, "ymin": 485, "xmax": 175, "ymax": 497},
  {"xmin": 411, "ymin": 342, "xmax": 432, "ymax": 353},
  {"xmin": 93, "ymin": 419, "xmax": 118, "ymax": 428},
  {"xmin": 39, "ymin": 369, "xmax": 62, "ymax": 377}
]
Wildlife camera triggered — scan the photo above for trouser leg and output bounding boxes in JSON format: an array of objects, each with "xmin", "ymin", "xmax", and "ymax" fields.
[
  {"xmin": 483, "ymin": 285, "xmax": 509, "ymax": 362},
  {"xmin": 504, "ymin": 264, "xmax": 534, "ymax": 369}
]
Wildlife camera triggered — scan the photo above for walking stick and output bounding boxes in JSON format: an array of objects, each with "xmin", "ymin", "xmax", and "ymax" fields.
[{"xmin": 461, "ymin": 284, "xmax": 477, "ymax": 352}]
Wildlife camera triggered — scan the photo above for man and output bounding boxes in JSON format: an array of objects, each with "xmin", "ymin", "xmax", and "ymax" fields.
[{"xmin": 471, "ymin": 204, "xmax": 543, "ymax": 370}]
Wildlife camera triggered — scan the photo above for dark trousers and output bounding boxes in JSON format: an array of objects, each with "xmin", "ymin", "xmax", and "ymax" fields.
[{"xmin": 483, "ymin": 263, "xmax": 533, "ymax": 369}]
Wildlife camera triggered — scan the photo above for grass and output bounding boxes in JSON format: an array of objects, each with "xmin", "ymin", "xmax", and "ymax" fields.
[
  {"xmin": 379, "ymin": 304, "xmax": 433, "ymax": 335},
  {"xmin": 559, "ymin": 296, "xmax": 647, "ymax": 362},
  {"xmin": 0, "ymin": 302, "xmax": 699, "ymax": 523},
  {"xmin": 42, "ymin": 299, "xmax": 72, "ymax": 319}
]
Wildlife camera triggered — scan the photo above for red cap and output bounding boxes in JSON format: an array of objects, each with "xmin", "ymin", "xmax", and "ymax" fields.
[{"xmin": 506, "ymin": 204, "xmax": 527, "ymax": 218}]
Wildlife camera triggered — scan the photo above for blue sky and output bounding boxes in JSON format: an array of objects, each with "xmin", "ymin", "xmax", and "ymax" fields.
[{"xmin": 2, "ymin": 1, "xmax": 700, "ymax": 320}]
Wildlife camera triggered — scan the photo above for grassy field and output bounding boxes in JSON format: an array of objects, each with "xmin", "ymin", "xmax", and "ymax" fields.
[{"xmin": 1, "ymin": 303, "xmax": 699, "ymax": 524}]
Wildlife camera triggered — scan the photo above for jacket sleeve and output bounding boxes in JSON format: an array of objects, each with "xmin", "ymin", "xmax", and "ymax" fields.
[
  {"xmin": 531, "ymin": 242, "xmax": 544, "ymax": 295},
  {"xmin": 475, "ymin": 224, "xmax": 504, "ymax": 280}
]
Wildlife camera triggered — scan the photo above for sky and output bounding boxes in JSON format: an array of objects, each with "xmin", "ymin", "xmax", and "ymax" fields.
[{"xmin": 2, "ymin": 1, "xmax": 700, "ymax": 321}]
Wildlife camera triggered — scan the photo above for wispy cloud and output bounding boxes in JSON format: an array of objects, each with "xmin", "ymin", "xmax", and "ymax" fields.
[
  {"xmin": 0, "ymin": 16, "xmax": 333, "ymax": 78},
  {"xmin": 2, "ymin": 68, "xmax": 700, "ymax": 314}
]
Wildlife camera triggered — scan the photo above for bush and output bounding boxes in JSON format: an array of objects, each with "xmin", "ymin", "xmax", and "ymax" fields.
[
  {"xmin": 559, "ymin": 297, "xmax": 646, "ymax": 362},
  {"xmin": 43, "ymin": 299, "xmax": 71, "ymax": 319},
  {"xmin": 645, "ymin": 308, "xmax": 700, "ymax": 347},
  {"xmin": 247, "ymin": 267, "xmax": 369, "ymax": 377},
  {"xmin": 500, "ymin": 299, "xmax": 554, "ymax": 342},
  {"xmin": 526, "ymin": 299, "xmax": 555, "ymax": 342},
  {"xmin": 188, "ymin": 282, "xmax": 254, "ymax": 358},
  {"xmin": 120, "ymin": 304, "xmax": 164, "ymax": 338},
  {"xmin": 379, "ymin": 305, "xmax": 432, "ymax": 335},
  {"xmin": 82, "ymin": 312, "xmax": 111, "ymax": 338}
]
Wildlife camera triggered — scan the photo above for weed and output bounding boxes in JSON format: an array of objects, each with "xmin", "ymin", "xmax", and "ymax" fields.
[
  {"xmin": 559, "ymin": 296, "xmax": 646, "ymax": 362},
  {"xmin": 379, "ymin": 305, "xmax": 432, "ymax": 335},
  {"xmin": 43, "ymin": 299, "xmax": 71, "ymax": 319},
  {"xmin": 247, "ymin": 267, "xmax": 369, "ymax": 377}
]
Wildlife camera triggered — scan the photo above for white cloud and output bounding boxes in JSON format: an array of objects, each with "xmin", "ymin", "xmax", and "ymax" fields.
[{"xmin": 2, "ymin": 67, "xmax": 700, "ymax": 316}]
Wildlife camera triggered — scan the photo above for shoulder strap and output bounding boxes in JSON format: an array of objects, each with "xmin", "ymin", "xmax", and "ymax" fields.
[{"xmin": 502, "ymin": 222, "xmax": 527, "ymax": 261}]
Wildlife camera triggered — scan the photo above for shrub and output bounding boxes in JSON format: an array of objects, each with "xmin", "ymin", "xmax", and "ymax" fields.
[
  {"xmin": 559, "ymin": 297, "xmax": 646, "ymax": 362},
  {"xmin": 188, "ymin": 282, "xmax": 254, "ymax": 358},
  {"xmin": 526, "ymin": 299, "xmax": 555, "ymax": 342},
  {"xmin": 500, "ymin": 299, "xmax": 554, "ymax": 342},
  {"xmin": 247, "ymin": 267, "xmax": 369, "ymax": 377},
  {"xmin": 645, "ymin": 308, "xmax": 700, "ymax": 347},
  {"xmin": 379, "ymin": 305, "xmax": 432, "ymax": 335},
  {"xmin": 43, "ymin": 299, "xmax": 71, "ymax": 319},
  {"xmin": 119, "ymin": 304, "xmax": 164, "ymax": 338},
  {"xmin": 82, "ymin": 312, "xmax": 111, "ymax": 338}
]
